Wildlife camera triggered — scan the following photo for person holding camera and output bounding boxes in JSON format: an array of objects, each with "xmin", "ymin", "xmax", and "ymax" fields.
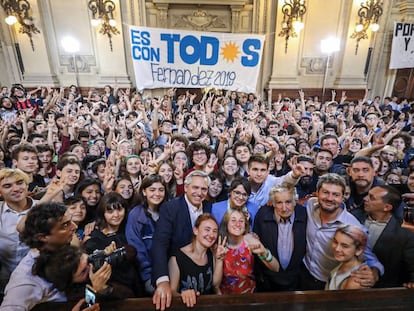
[
  {"xmin": 84, "ymin": 192, "xmax": 143, "ymax": 298},
  {"xmin": 0, "ymin": 202, "xmax": 100, "ymax": 311},
  {"xmin": 33, "ymin": 245, "xmax": 109, "ymax": 310}
]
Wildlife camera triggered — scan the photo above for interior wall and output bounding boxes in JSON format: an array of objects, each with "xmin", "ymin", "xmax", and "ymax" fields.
[{"xmin": 0, "ymin": 0, "xmax": 408, "ymax": 99}]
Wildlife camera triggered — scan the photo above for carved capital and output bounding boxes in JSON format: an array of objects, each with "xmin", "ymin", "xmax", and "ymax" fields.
[
  {"xmin": 173, "ymin": 9, "xmax": 226, "ymax": 30},
  {"xmin": 60, "ymin": 55, "xmax": 96, "ymax": 73},
  {"xmin": 300, "ymin": 57, "xmax": 333, "ymax": 74}
]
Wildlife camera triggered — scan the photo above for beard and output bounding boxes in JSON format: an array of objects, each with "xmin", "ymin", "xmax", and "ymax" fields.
[
  {"xmin": 354, "ymin": 179, "xmax": 371, "ymax": 188},
  {"xmin": 319, "ymin": 201, "xmax": 340, "ymax": 214},
  {"xmin": 299, "ymin": 176, "xmax": 313, "ymax": 187}
]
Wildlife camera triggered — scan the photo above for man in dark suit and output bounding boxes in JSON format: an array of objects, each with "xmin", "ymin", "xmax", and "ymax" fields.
[
  {"xmin": 253, "ymin": 185, "xmax": 307, "ymax": 291},
  {"xmin": 363, "ymin": 185, "xmax": 414, "ymax": 288},
  {"xmin": 151, "ymin": 170, "xmax": 212, "ymax": 310}
]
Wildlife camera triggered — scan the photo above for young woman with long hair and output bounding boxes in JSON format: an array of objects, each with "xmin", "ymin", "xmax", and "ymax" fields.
[
  {"xmin": 126, "ymin": 174, "xmax": 167, "ymax": 295},
  {"xmin": 84, "ymin": 192, "xmax": 142, "ymax": 297}
]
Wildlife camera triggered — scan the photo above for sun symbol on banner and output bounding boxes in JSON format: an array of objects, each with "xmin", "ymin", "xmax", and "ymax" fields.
[{"xmin": 221, "ymin": 41, "xmax": 240, "ymax": 63}]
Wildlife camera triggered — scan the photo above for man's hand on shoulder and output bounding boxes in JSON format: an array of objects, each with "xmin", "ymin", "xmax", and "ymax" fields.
[{"xmin": 351, "ymin": 264, "xmax": 379, "ymax": 288}]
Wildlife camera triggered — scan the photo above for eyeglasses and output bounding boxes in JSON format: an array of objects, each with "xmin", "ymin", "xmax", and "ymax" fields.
[
  {"xmin": 232, "ymin": 190, "xmax": 248, "ymax": 198},
  {"xmin": 387, "ymin": 178, "xmax": 400, "ymax": 183}
]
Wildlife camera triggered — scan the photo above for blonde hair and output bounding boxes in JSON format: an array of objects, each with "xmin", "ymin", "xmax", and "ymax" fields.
[
  {"xmin": 0, "ymin": 168, "xmax": 30, "ymax": 185},
  {"xmin": 381, "ymin": 145, "xmax": 397, "ymax": 155}
]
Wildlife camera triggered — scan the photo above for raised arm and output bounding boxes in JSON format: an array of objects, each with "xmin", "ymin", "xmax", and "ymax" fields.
[{"xmin": 151, "ymin": 98, "xmax": 162, "ymax": 140}]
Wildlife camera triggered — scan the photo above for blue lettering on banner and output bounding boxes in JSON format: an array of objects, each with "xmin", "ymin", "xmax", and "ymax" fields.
[
  {"xmin": 130, "ymin": 26, "xmax": 265, "ymax": 91},
  {"xmin": 200, "ymin": 36, "xmax": 219, "ymax": 65},
  {"xmin": 150, "ymin": 63, "xmax": 236, "ymax": 87},
  {"xmin": 132, "ymin": 46, "xmax": 160, "ymax": 61},
  {"xmin": 131, "ymin": 29, "xmax": 160, "ymax": 62},
  {"xmin": 134, "ymin": 29, "xmax": 261, "ymax": 67},
  {"xmin": 161, "ymin": 34, "xmax": 220, "ymax": 65},
  {"xmin": 160, "ymin": 34, "xmax": 181, "ymax": 63},
  {"xmin": 180, "ymin": 35, "xmax": 200, "ymax": 64},
  {"xmin": 241, "ymin": 39, "xmax": 261, "ymax": 67}
]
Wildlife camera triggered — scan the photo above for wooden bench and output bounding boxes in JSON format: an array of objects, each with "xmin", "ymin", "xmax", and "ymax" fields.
[{"xmin": 33, "ymin": 288, "xmax": 414, "ymax": 311}]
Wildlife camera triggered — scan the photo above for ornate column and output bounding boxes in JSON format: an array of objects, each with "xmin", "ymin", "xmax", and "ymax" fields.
[
  {"xmin": 230, "ymin": 5, "xmax": 242, "ymax": 33},
  {"xmin": 156, "ymin": 4, "xmax": 169, "ymax": 28}
]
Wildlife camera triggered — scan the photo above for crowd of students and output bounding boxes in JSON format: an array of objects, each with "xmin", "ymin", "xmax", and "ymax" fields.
[{"xmin": 0, "ymin": 83, "xmax": 414, "ymax": 310}]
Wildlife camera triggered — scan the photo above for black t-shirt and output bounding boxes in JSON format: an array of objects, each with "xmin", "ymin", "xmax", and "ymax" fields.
[
  {"xmin": 175, "ymin": 248, "xmax": 214, "ymax": 294},
  {"xmin": 29, "ymin": 174, "xmax": 46, "ymax": 192}
]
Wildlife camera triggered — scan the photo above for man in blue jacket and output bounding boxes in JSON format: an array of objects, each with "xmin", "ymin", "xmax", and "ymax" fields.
[{"xmin": 151, "ymin": 170, "xmax": 211, "ymax": 310}]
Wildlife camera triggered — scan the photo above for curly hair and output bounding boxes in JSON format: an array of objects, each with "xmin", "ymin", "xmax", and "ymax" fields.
[
  {"xmin": 20, "ymin": 202, "xmax": 67, "ymax": 249},
  {"xmin": 186, "ymin": 141, "xmax": 211, "ymax": 160},
  {"xmin": 32, "ymin": 245, "xmax": 83, "ymax": 292}
]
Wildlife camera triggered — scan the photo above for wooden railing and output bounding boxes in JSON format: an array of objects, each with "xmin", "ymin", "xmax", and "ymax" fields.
[{"xmin": 33, "ymin": 288, "xmax": 414, "ymax": 311}]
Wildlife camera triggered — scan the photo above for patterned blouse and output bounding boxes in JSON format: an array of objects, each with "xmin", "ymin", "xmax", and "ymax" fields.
[{"xmin": 220, "ymin": 240, "xmax": 255, "ymax": 294}]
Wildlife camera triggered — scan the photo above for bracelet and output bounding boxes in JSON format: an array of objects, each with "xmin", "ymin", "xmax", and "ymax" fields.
[
  {"xmin": 259, "ymin": 249, "xmax": 273, "ymax": 262},
  {"xmin": 265, "ymin": 249, "xmax": 273, "ymax": 262}
]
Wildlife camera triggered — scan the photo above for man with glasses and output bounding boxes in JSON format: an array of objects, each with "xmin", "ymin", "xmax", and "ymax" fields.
[{"xmin": 364, "ymin": 112, "xmax": 381, "ymax": 134}]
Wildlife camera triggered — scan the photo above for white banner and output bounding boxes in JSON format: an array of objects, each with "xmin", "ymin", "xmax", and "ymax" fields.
[
  {"xmin": 129, "ymin": 26, "xmax": 265, "ymax": 92},
  {"xmin": 390, "ymin": 22, "xmax": 414, "ymax": 69}
]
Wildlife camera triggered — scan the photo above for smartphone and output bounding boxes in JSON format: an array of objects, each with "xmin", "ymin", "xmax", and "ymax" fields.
[{"xmin": 85, "ymin": 285, "xmax": 97, "ymax": 307}]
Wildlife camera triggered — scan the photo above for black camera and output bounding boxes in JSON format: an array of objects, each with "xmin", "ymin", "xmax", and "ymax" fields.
[{"xmin": 88, "ymin": 247, "xmax": 127, "ymax": 272}]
